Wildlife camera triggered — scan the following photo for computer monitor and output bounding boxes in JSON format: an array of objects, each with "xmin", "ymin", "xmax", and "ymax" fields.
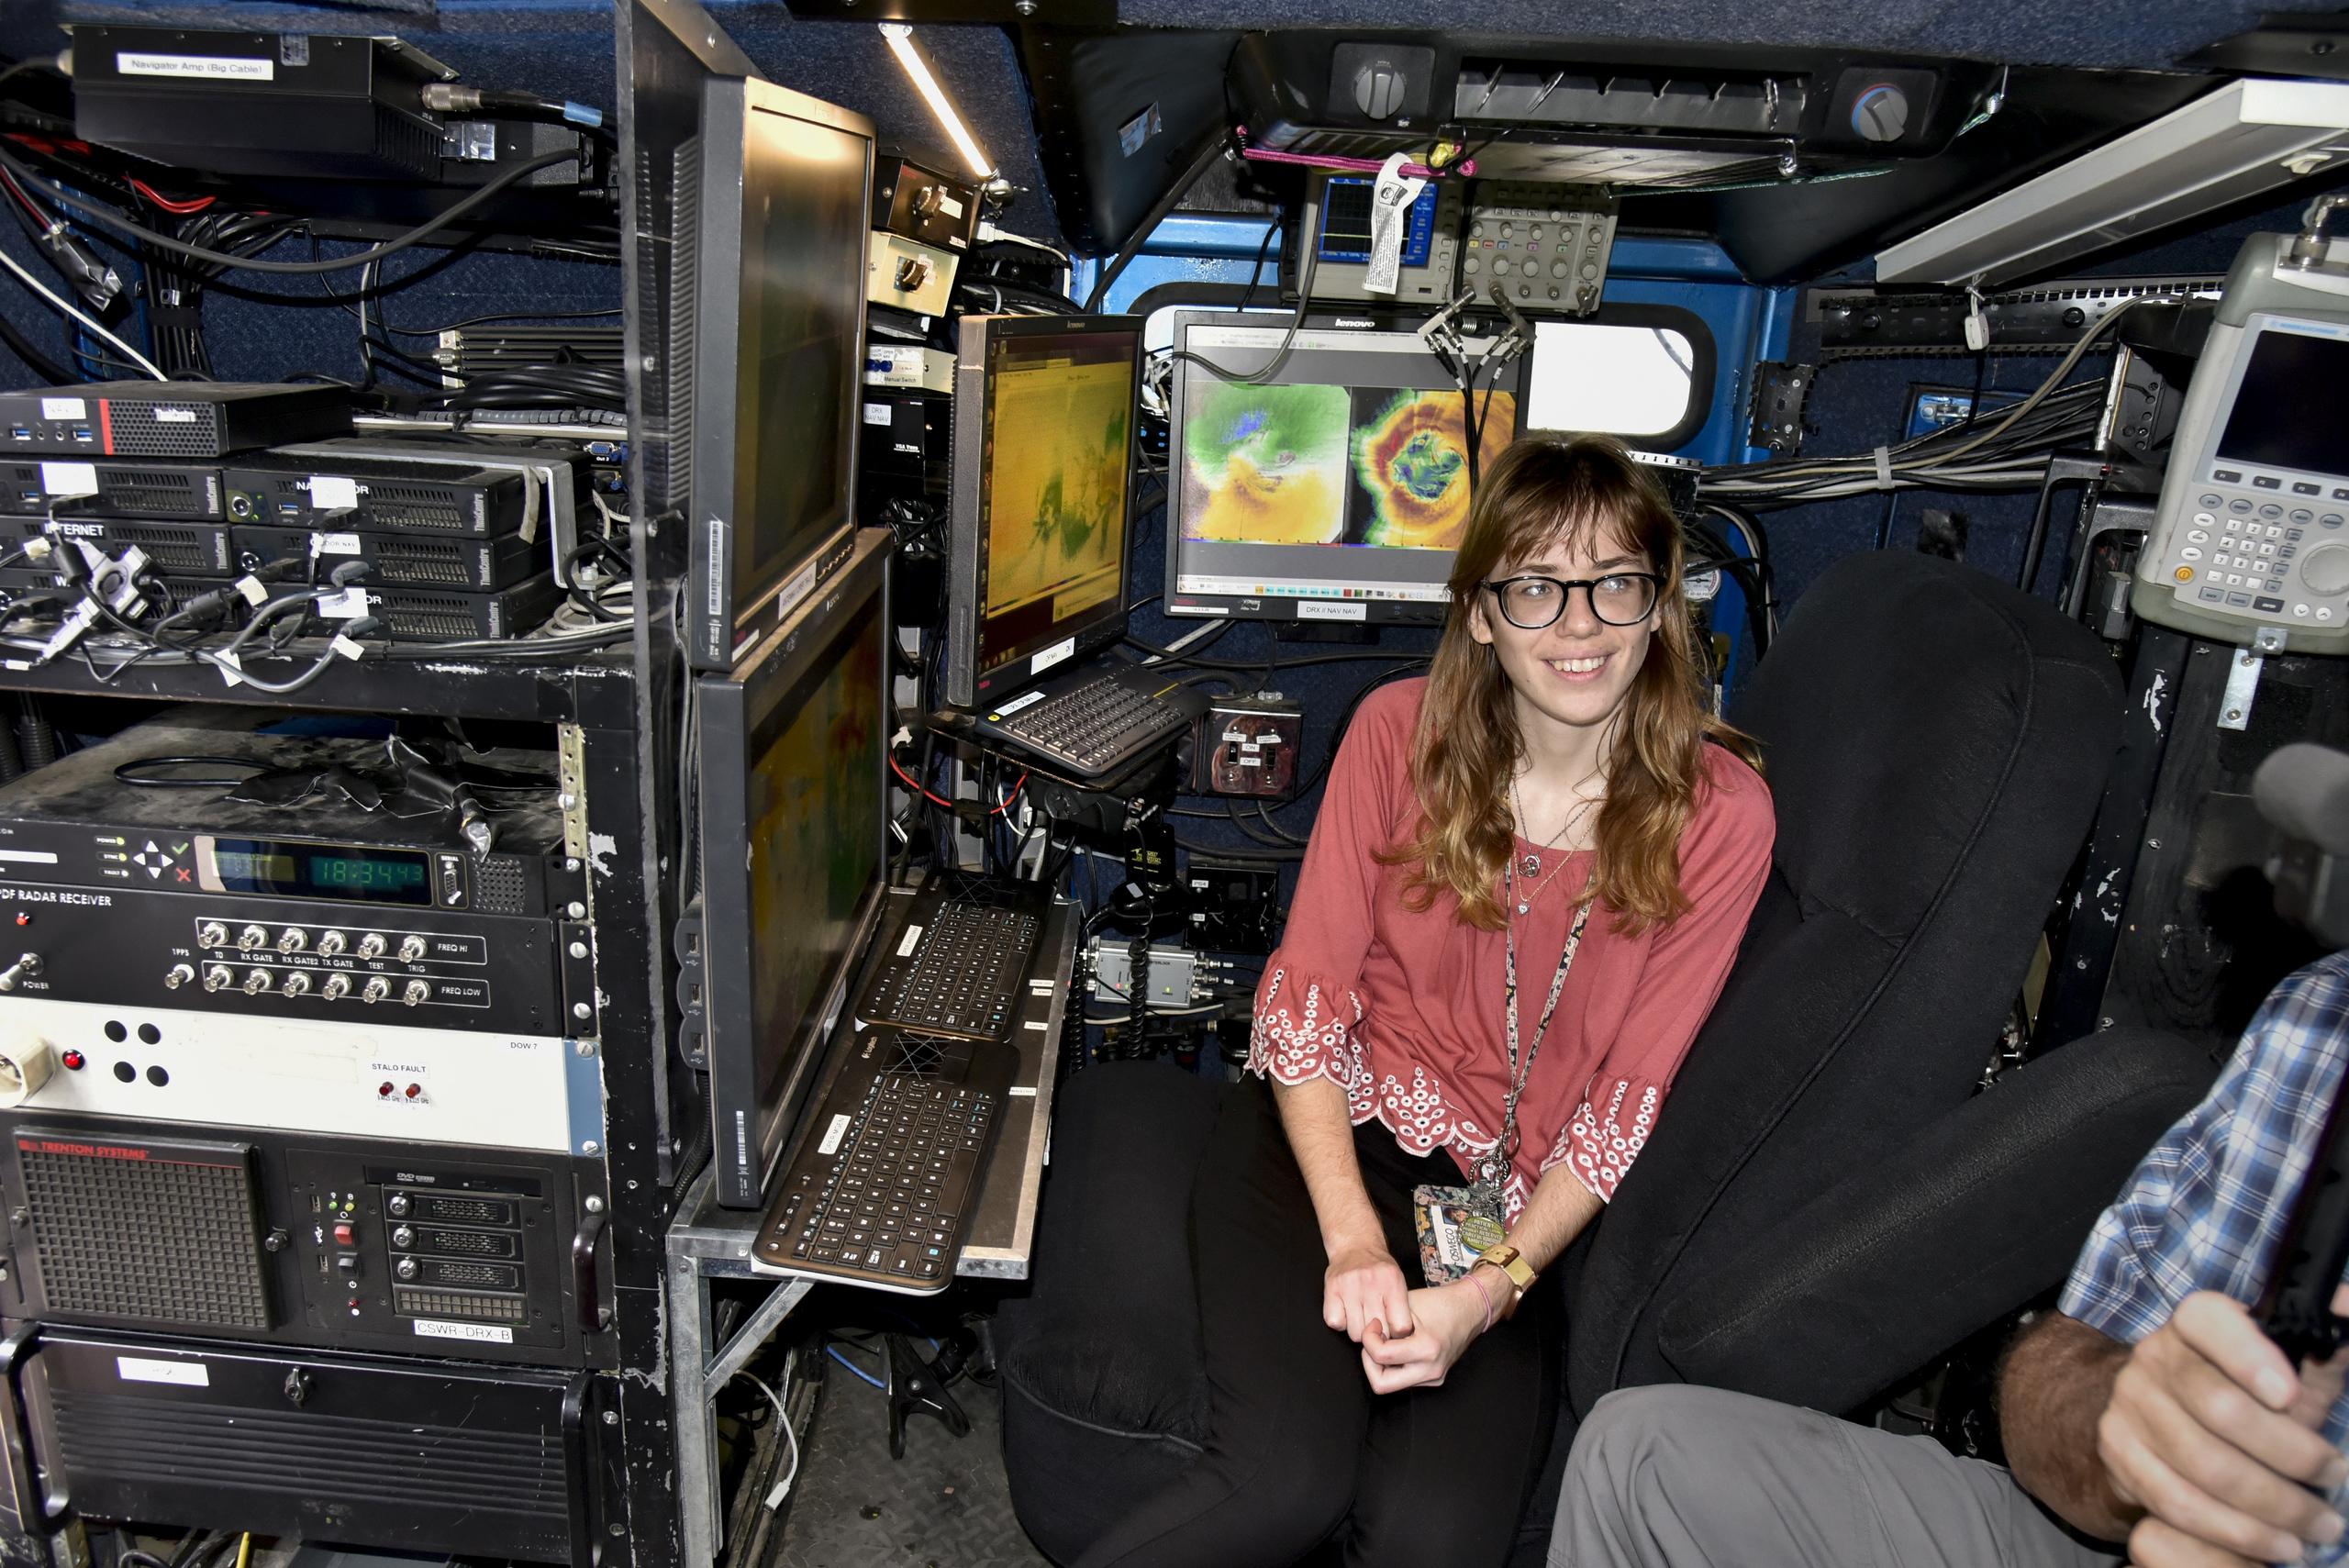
[
  {"xmin": 684, "ymin": 74, "xmax": 876, "ymax": 672},
  {"xmin": 942, "ymin": 314, "xmax": 1145, "ymax": 710},
  {"xmin": 695, "ymin": 528, "xmax": 893, "ymax": 1207},
  {"xmin": 1163, "ymin": 312, "xmax": 1528, "ymax": 625}
]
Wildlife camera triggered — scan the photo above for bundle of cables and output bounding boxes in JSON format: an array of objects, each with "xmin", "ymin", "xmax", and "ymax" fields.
[
  {"xmin": 0, "ymin": 519, "xmax": 634, "ymax": 697},
  {"xmin": 1698, "ymin": 301, "xmax": 2169, "ymax": 511}
]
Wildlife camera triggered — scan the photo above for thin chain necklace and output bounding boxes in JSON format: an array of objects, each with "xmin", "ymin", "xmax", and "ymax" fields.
[{"xmin": 1511, "ymin": 772, "xmax": 1603, "ymax": 884}]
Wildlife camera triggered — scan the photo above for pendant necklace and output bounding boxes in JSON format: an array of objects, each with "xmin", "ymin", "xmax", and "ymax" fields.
[{"xmin": 1510, "ymin": 776, "xmax": 1601, "ymax": 915}]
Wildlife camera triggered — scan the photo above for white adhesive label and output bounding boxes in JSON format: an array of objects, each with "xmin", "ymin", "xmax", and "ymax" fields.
[
  {"xmin": 118, "ymin": 51, "xmax": 274, "ymax": 80},
  {"xmin": 818, "ymin": 1112, "xmax": 853, "ymax": 1156},
  {"xmin": 941, "ymin": 195, "xmax": 966, "ymax": 220},
  {"xmin": 312, "ymin": 531, "xmax": 362, "ymax": 556},
  {"xmin": 1023, "ymin": 1020, "xmax": 1049, "ymax": 1031},
  {"xmin": 864, "ymin": 402, "xmax": 892, "ymax": 426},
  {"xmin": 331, "ymin": 634, "xmax": 365, "ymax": 661},
  {"xmin": 989, "ymin": 688, "xmax": 1049, "ymax": 719},
  {"xmin": 214, "ymin": 651, "xmax": 243, "ymax": 688},
  {"xmin": 772, "ymin": 556, "xmax": 819, "ymax": 621},
  {"xmin": 1030, "ymin": 635, "xmax": 1077, "ymax": 675},
  {"xmin": 316, "ymin": 587, "xmax": 368, "ymax": 620},
  {"xmin": 1009, "ymin": 1084, "xmax": 1040, "ymax": 1096},
  {"xmin": 412, "ymin": 1318, "xmax": 514, "ymax": 1344},
  {"xmin": 39, "ymin": 462, "xmax": 96, "ymax": 497},
  {"xmin": 117, "ymin": 1356, "xmax": 207, "ymax": 1387},
  {"xmin": 39, "ymin": 398, "xmax": 83, "ymax": 421},
  {"xmin": 1297, "ymin": 600, "xmax": 1367, "ymax": 622},
  {"xmin": 309, "ymin": 474, "xmax": 360, "ymax": 511},
  {"xmin": 896, "ymin": 924, "xmax": 925, "ymax": 959}
]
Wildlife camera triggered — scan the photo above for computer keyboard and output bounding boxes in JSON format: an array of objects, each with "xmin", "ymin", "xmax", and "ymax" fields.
[
  {"xmin": 755, "ymin": 1073, "xmax": 996, "ymax": 1290},
  {"xmin": 858, "ymin": 902, "xmax": 1039, "ymax": 1040},
  {"xmin": 977, "ymin": 665, "xmax": 1208, "ymax": 778}
]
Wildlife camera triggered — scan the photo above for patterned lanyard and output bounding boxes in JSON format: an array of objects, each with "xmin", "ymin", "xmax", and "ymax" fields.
[{"xmin": 1475, "ymin": 853, "xmax": 1595, "ymax": 1206}]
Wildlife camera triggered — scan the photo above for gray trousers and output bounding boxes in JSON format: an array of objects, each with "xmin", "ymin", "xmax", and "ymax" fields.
[{"xmin": 1551, "ymin": 1385, "xmax": 2125, "ymax": 1568}]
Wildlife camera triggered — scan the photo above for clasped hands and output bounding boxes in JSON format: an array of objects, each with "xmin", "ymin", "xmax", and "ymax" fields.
[{"xmin": 1322, "ymin": 1243, "xmax": 1488, "ymax": 1395}]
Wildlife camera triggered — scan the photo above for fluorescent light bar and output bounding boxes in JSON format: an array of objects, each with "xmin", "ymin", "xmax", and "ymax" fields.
[
  {"xmin": 1877, "ymin": 78, "xmax": 2349, "ymax": 286},
  {"xmin": 879, "ymin": 23, "xmax": 995, "ymax": 183}
]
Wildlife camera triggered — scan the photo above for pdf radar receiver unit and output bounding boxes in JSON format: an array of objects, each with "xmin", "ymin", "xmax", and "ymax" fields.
[{"xmin": 2134, "ymin": 213, "xmax": 2349, "ymax": 654}]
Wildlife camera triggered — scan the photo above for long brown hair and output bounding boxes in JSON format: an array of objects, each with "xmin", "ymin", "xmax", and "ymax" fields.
[{"xmin": 1381, "ymin": 435, "xmax": 1758, "ymax": 933}]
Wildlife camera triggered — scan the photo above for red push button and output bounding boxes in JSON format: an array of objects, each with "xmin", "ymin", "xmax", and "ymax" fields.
[
  {"xmin": 333, "ymin": 1221, "xmax": 356, "ymax": 1246},
  {"xmin": 60, "ymin": 1051, "xmax": 83, "ymax": 1072}
]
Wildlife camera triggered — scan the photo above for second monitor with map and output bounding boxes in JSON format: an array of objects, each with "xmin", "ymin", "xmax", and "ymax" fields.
[
  {"xmin": 1163, "ymin": 312, "xmax": 1530, "ymax": 627},
  {"xmin": 943, "ymin": 315, "xmax": 1145, "ymax": 709}
]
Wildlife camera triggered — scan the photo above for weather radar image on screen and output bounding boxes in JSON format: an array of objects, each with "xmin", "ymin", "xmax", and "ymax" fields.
[{"xmin": 1166, "ymin": 315, "xmax": 1526, "ymax": 625}]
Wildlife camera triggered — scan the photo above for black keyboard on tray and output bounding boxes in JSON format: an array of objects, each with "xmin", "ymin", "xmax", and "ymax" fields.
[
  {"xmin": 753, "ymin": 1067, "xmax": 999, "ymax": 1292},
  {"xmin": 856, "ymin": 901, "xmax": 1039, "ymax": 1041},
  {"xmin": 972, "ymin": 663, "xmax": 1208, "ymax": 779}
]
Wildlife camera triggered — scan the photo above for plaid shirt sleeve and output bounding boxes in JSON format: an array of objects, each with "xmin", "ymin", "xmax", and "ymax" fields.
[{"xmin": 2059, "ymin": 951, "xmax": 2349, "ymax": 1345}]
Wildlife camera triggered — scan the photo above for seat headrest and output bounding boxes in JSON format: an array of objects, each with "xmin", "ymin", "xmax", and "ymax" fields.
[{"xmin": 1734, "ymin": 551, "xmax": 2116, "ymax": 943}]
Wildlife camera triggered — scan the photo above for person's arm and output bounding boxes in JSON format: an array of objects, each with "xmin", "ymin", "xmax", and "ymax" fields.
[
  {"xmin": 1360, "ymin": 1159, "xmax": 1601, "ymax": 1393},
  {"xmin": 2000, "ymin": 1295, "xmax": 2348, "ymax": 1565},
  {"xmin": 1275, "ymin": 1075, "xmax": 1415, "ymax": 1343},
  {"xmin": 1246, "ymin": 686, "xmax": 1412, "ymax": 1340}
]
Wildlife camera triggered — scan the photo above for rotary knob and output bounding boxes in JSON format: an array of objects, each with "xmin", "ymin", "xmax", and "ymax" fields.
[{"xmin": 2299, "ymin": 542, "xmax": 2349, "ymax": 597}]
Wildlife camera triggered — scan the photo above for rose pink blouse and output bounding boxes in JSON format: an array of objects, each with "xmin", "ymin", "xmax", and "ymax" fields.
[{"xmin": 1247, "ymin": 678, "xmax": 1775, "ymax": 1215}]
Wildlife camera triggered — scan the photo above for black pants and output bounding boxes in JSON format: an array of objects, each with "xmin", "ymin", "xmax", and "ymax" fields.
[{"xmin": 1074, "ymin": 1078, "xmax": 1564, "ymax": 1568}]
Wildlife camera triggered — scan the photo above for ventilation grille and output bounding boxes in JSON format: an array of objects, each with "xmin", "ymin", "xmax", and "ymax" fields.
[
  {"xmin": 49, "ymin": 1391, "xmax": 565, "ymax": 1518},
  {"xmin": 662, "ymin": 134, "xmax": 703, "ymax": 519},
  {"xmin": 100, "ymin": 468, "xmax": 216, "ymax": 517},
  {"xmin": 364, "ymin": 483, "xmax": 481, "ymax": 531},
  {"xmin": 1453, "ymin": 60, "xmax": 1806, "ymax": 136},
  {"xmin": 471, "ymin": 855, "xmax": 527, "ymax": 915},
  {"xmin": 415, "ymin": 1226, "xmax": 518, "ymax": 1260},
  {"xmin": 395, "ymin": 1286, "xmax": 528, "ymax": 1323},
  {"xmin": 17, "ymin": 1136, "xmax": 268, "ymax": 1329},
  {"xmin": 416, "ymin": 1194, "xmax": 514, "ymax": 1227},
  {"xmin": 418, "ymin": 1258, "xmax": 518, "ymax": 1291},
  {"xmin": 113, "ymin": 525, "xmax": 224, "ymax": 573},
  {"xmin": 367, "ymin": 538, "xmax": 473, "ymax": 586},
  {"xmin": 374, "ymin": 104, "xmax": 445, "ymax": 180},
  {"xmin": 107, "ymin": 406, "xmax": 222, "ymax": 458}
]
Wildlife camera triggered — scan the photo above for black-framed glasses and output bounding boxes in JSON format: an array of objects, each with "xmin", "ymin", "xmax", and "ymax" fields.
[{"xmin": 1481, "ymin": 573, "xmax": 1664, "ymax": 630}]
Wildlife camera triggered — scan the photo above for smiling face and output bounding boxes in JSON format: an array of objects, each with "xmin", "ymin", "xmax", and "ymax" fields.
[{"xmin": 1468, "ymin": 524, "xmax": 1658, "ymax": 756}]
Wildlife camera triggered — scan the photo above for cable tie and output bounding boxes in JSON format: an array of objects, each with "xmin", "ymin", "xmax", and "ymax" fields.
[
  {"xmin": 235, "ymin": 574, "xmax": 268, "ymax": 606},
  {"xmin": 1872, "ymin": 446, "xmax": 1893, "ymax": 488},
  {"xmin": 215, "ymin": 651, "xmax": 243, "ymax": 688}
]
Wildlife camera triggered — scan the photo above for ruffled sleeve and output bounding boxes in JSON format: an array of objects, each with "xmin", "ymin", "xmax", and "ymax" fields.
[
  {"xmin": 1540, "ymin": 749, "xmax": 1774, "ymax": 1202},
  {"xmin": 1247, "ymin": 685, "xmax": 1414, "ymax": 1100}
]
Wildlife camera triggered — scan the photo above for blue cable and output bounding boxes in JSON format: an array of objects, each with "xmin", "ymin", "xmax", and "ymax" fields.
[{"xmin": 825, "ymin": 1345, "xmax": 885, "ymax": 1390}]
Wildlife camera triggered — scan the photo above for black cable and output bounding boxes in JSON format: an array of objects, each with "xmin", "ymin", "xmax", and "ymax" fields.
[
  {"xmin": 380, "ymin": 305, "xmax": 623, "ymax": 337},
  {"xmin": 0, "ymin": 309, "xmax": 70, "ymax": 384},
  {"xmin": 1235, "ymin": 222, "xmax": 1280, "ymax": 313},
  {"xmin": 0, "ymin": 148, "xmax": 574, "ymax": 275}
]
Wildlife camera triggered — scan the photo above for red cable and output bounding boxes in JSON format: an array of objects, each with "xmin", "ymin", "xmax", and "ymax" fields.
[
  {"xmin": 889, "ymin": 754, "xmax": 955, "ymax": 808},
  {"xmin": 888, "ymin": 756, "xmax": 1030, "ymax": 817},
  {"xmin": 127, "ymin": 178, "xmax": 214, "ymax": 215}
]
